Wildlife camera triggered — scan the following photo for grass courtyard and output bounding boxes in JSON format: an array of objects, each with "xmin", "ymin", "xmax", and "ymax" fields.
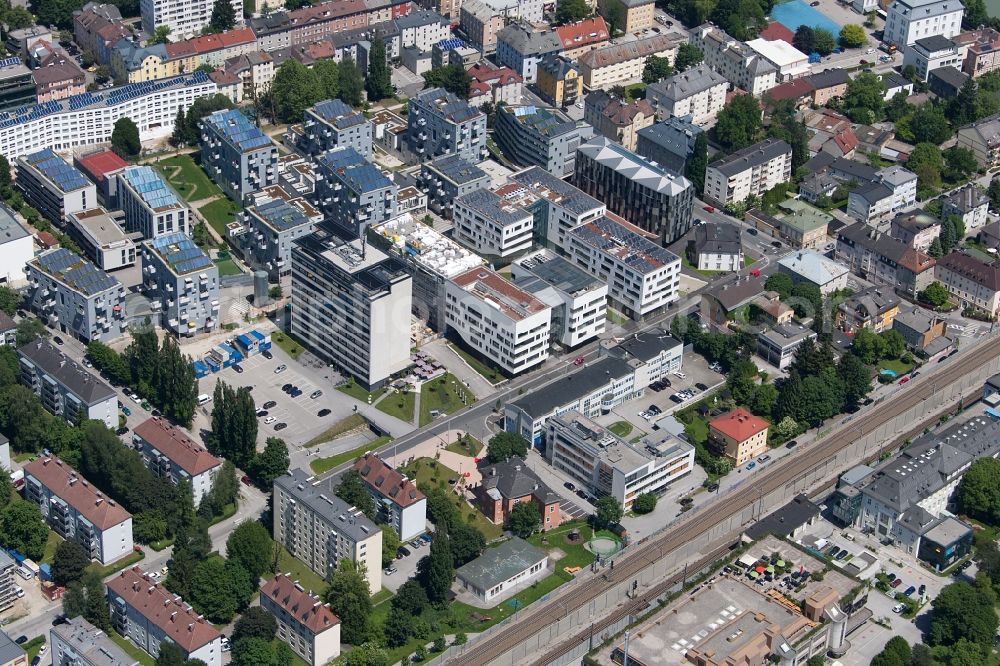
[
  {"xmin": 401, "ymin": 457, "xmax": 502, "ymax": 541},
  {"xmin": 377, "ymin": 388, "xmax": 416, "ymax": 423},
  {"xmin": 156, "ymin": 154, "xmax": 222, "ymax": 202},
  {"xmin": 450, "ymin": 343, "xmax": 505, "ymax": 385},
  {"xmin": 199, "ymin": 198, "xmax": 242, "ymax": 237},
  {"xmin": 419, "ymin": 373, "xmax": 476, "ymax": 426},
  {"xmin": 270, "ymin": 331, "xmax": 304, "ymax": 360}
]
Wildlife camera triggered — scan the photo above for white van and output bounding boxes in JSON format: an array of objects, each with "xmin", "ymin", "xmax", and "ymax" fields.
[
  {"xmin": 17, "ymin": 566, "xmax": 34, "ymax": 581},
  {"xmin": 197, "ymin": 394, "xmax": 212, "ymax": 406}
]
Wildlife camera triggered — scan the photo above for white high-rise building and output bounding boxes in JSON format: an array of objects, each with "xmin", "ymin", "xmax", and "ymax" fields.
[
  {"xmin": 885, "ymin": 0, "xmax": 964, "ymax": 47},
  {"xmin": 140, "ymin": 0, "xmax": 242, "ymax": 41}
]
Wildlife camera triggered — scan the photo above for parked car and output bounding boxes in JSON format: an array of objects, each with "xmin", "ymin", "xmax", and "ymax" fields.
[
  {"xmin": 261, "ymin": 350, "xmax": 273, "ymax": 359},
  {"xmin": 274, "ymin": 364, "xmax": 287, "ymax": 374},
  {"xmin": 836, "ymin": 550, "xmax": 849, "ymax": 560},
  {"xmin": 695, "ymin": 382, "xmax": 708, "ymax": 391},
  {"xmin": 785, "ymin": 440, "xmax": 798, "ymax": 449},
  {"xmin": 918, "ymin": 584, "xmax": 926, "ymax": 595},
  {"xmin": 256, "ymin": 409, "xmax": 268, "ymax": 417},
  {"xmin": 232, "ymin": 364, "xmax": 243, "ymax": 374},
  {"xmin": 706, "ymin": 482, "xmax": 720, "ymax": 492},
  {"xmin": 703, "ymin": 205, "xmax": 715, "ymax": 213},
  {"xmin": 573, "ymin": 356, "xmax": 585, "ymax": 366},
  {"xmin": 757, "ymin": 455, "xmax": 770, "ymax": 463},
  {"xmin": 264, "ymin": 416, "xmax": 276, "ymax": 424},
  {"xmin": 275, "ymin": 423, "xmax": 287, "ymax": 431},
  {"xmin": 241, "ymin": 475, "xmax": 251, "ymax": 485},
  {"xmin": 53, "ymin": 336, "xmax": 64, "ymax": 345},
  {"xmin": 383, "ymin": 566, "xmax": 397, "ymax": 575},
  {"xmin": 904, "ymin": 585, "xmax": 916, "ymax": 596},
  {"xmin": 398, "ymin": 546, "xmax": 411, "ymax": 558},
  {"xmin": 771, "ymin": 240, "xmax": 782, "ymax": 248},
  {"xmin": 318, "ymin": 408, "xmax": 331, "ymax": 417},
  {"xmin": 745, "ymin": 461, "xmax": 756, "ymax": 470},
  {"xmin": 290, "ymin": 388, "xmax": 303, "ymax": 397},
  {"xmin": 122, "ymin": 406, "xmax": 131, "ymax": 416},
  {"xmin": 116, "ymin": 426, "xmax": 129, "ymax": 436},
  {"xmin": 899, "ymin": 376, "xmax": 909, "ymax": 385},
  {"xmin": 14, "ymin": 636, "xmax": 27, "ymax": 645},
  {"xmin": 564, "ymin": 482, "xmax": 575, "ymax": 491},
  {"xmin": 310, "ymin": 390, "xmax": 323, "ymax": 399},
  {"xmin": 892, "ymin": 603, "xmax": 905, "ymax": 613},
  {"xmin": 891, "ymin": 578, "xmax": 903, "ymax": 588},
  {"xmin": 746, "ymin": 228, "xmax": 758, "ymax": 236},
  {"xmin": 221, "ymin": 638, "xmax": 231, "ymax": 652}
]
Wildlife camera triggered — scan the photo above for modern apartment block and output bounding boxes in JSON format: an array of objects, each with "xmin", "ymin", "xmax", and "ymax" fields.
[
  {"xmin": 200, "ymin": 109, "xmax": 278, "ymax": 201},
  {"xmin": 545, "ymin": 411, "xmax": 695, "ymax": 511},
  {"xmin": 140, "ymin": 0, "xmax": 242, "ymax": 40},
  {"xmin": 511, "ymin": 250, "xmax": 607, "ymax": 348},
  {"xmin": 18, "ymin": 339, "xmax": 118, "ymax": 427},
  {"xmin": 117, "ymin": 166, "xmax": 191, "ymax": 240},
  {"xmin": 452, "ymin": 185, "xmax": 536, "ymax": 259},
  {"xmin": 646, "ymin": 64, "xmax": 728, "ymax": 124},
  {"xmin": 16, "ymin": 149, "xmax": 96, "ymax": 225},
  {"xmin": 0, "ymin": 204, "xmax": 31, "ymax": 285},
  {"xmin": 291, "ymin": 223, "xmax": 411, "ymax": 390},
  {"xmin": 293, "ymin": 98, "xmax": 373, "ymax": 159},
  {"xmin": 704, "ymin": 138, "xmax": 792, "ymax": 207},
  {"xmin": 140, "ymin": 233, "xmax": 220, "ymax": 336},
  {"xmin": 0, "ymin": 552, "xmax": 17, "ymax": 615},
  {"xmin": 574, "ymin": 136, "xmax": 694, "ymax": 244},
  {"xmin": 846, "ymin": 166, "xmax": 919, "ymax": 231},
  {"xmin": 273, "ymin": 468, "xmax": 383, "ymax": 595},
  {"xmin": 884, "ymin": 0, "xmax": 963, "ymax": 47},
  {"xmin": 493, "ymin": 105, "xmax": 587, "ymax": 178},
  {"xmin": 406, "ymin": 87, "xmax": 487, "ymax": 163},
  {"xmin": 24, "ymin": 457, "xmax": 133, "ymax": 565},
  {"xmin": 445, "ymin": 267, "xmax": 551, "ymax": 374},
  {"xmin": 242, "ymin": 197, "xmax": 317, "ymax": 283},
  {"xmin": 259, "ymin": 575, "xmax": 341, "ymax": 666},
  {"xmin": 351, "ymin": 453, "xmax": 427, "ymax": 541},
  {"xmin": 508, "ymin": 166, "xmax": 605, "ymax": 248},
  {"xmin": 566, "ymin": 216, "xmax": 681, "ymax": 319},
  {"xmin": 417, "ymin": 154, "xmax": 490, "ymax": 219},
  {"xmin": 67, "ymin": 208, "xmax": 136, "ymax": 272},
  {"xmin": 902, "ymin": 35, "xmax": 963, "ymax": 80},
  {"xmin": 25, "ymin": 248, "xmax": 127, "ymax": 343},
  {"xmin": 50, "ymin": 617, "xmax": 139, "ymax": 666},
  {"xmin": 107, "ymin": 568, "xmax": 222, "ymax": 666},
  {"xmin": 132, "ymin": 417, "xmax": 222, "ymax": 506},
  {"xmin": 314, "ymin": 147, "xmax": 397, "ymax": 236}
]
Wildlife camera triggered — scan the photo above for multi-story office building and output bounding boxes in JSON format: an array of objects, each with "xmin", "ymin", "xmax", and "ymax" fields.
[
  {"xmin": 140, "ymin": 0, "xmax": 242, "ymax": 40},
  {"xmin": 200, "ymin": 109, "xmax": 277, "ymax": 201},
  {"xmin": 511, "ymin": 250, "xmax": 607, "ymax": 348},
  {"xmin": 708, "ymin": 408, "xmax": 769, "ymax": 465},
  {"xmin": 293, "ymin": 98, "xmax": 373, "ymax": 159},
  {"xmin": 117, "ymin": 166, "xmax": 190, "ymax": 240},
  {"xmin": 24, "ymin": 248, "xmax": 127, "ymax": 343},
  {"xmin": 445, "ymin": 267, "xmax": 551, "ymax": 374},
  {"xmin": 67, "ymin": 208, "xmax": 136, "ymax": 272},
  {"xmin": 566, "ymin": 216, "xmax": 681, "ymax": 318},
  {"xmin": 417, "ymin": 154, "xmax": 489, "ymax": 219},
  {"xmin": 704, "ymin": 138, "xmax": 792, "ymax": 207},
  {"xmin": 757, "ymin": 324, "xmax": 818, "ymax": 370},
  {"xmin": 545, "ymin": 411, "xmax": 695, "ymax": 510},
  {"xmin": 493, "ymin": 105, "xmax": 587, "ymax": 178},
  {"xmin": 574, "ymin": 136, "xmax": 694, "ymax": 244},
  {"xmin": 16, "ymin": 149, "xmax": 96, "ymax": 225},
  {"xmin": 452, "ymin": 185, "xmax": 536, "ymax": 259},
  {"xmin": 0, "ymin": 72, "xmax": 218, "ymax": 160},
  {"xmin": 646, "ymin": 64, "xmax": 728, "ymax": 124},
  {"xmin": 0, "ymin": 552, "xmax": 16, "ymax": 614},
  {"xmin": 241, "ymin": 197, "xmax": 317, "ymax": 283},
  {"xmin": 132, "ymin": 417, "xmax": 222, "ymax": 506},
  {"xmin": 885, "ymin": 0, "xmax": 964, "ymax": 47},
  {"xmin": 508, "ymin": 166, "xmax": 605, "ymax": 248},
  {"xmin": 141, "ymin": 233, "xmax": 219, "ymax": 336},
  {"xmin": 0, "ymin": 203, "xmax": 31, "ymax": 285},
  {"xmin": 0, "ymin": 58, "xmax": 37, "ymax": 112},
  {"xmin": 24, "ymin": 456, "xmax": 133, "ymax": 564},
  {"xmin": 314, "ymin": 147, "xmax": 397, "ymax": 236},
  {"xmin": 351, "ymin": 453, "xmax": 427, "ymax": 541},
  {"xmin": 273, "ymin": 468, "xmax": 383, "ymax": 594},
  {"xmin": 406, "ymin": 87, "xmax": 487, "ymax": 163},
  {"xmin": 51, "ymin": 617, "xmax": 139, "ymax": 666},
  {"xmin": 902, "ymin": 35, "xmax": 963, "ymax": 80},
  {"xmin": 259, "ymin": 575, "xmax": 341, "ymax": 666},
  {"xmin": 107, "ymin": 568, "xmax": 222, "ymax": 666},
  {"xmin": 18, "ymin": 339, "xmax": 118, "ymax": 427},
  {"xmin": 689, "ymin": 24, "xmax": 778, "ymax": 97},
  {"xmin": 372, "ymin": 213, "xmax": 485, "ymax": 331},
  {"xmin": 291, "ymin": 223, "xmax": 411, "ymax": 390}
]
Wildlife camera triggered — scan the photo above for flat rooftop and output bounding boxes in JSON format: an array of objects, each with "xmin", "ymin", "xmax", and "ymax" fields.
[
  {"xmin": 21, "ymin": 148, "xmax": 92, "ymax": 193},
  {"xmin": 514, "ymin": 251, "xmax": 602, "ymax": 296},
  {"xmin": 120, "ymin": 166, "xmax": 185, "ymax": 213},
  {"xmin": 570, "ymin": 216, "xmax": 680, "ymax": 274},
  {"xmin": 31, "ymin": 247, "xmax": 120, "ymax": 295},
  {"xmin": 373, "ymin": 213, "xmax": 484, "ymax": 279},
  {"xmin": 144, "ymin": 232, "xmax": 214, "ymax": 276},
  {"xmin": 69, "ymin": 208, "xmax": 130, "ymax": 248},
  {"xmin": 451, "ymin": 267, "xmax": 548, "ymax": 322},
  {"xmin": 249, "ymin": 197, "xmax": 312, "ymax": 233},
  {"xmin": 202, "ymin": 108, "xmax": 274, "ymax": 153},
  {"xmin": 552, "ymin": 411, "xmax": 651, "ymax": 472}
]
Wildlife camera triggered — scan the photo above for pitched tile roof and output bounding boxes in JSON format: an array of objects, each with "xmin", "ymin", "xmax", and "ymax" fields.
[
  {"xmin": 937, "ymin": 251, "xmax": 1000, "ymax": 291},
  {"xmin": 710, "ymin": 407, "xmax": 769, "ymax": 441},
  {"xmin": 24, "ymin": 457, "xmax": 131, "ymax": 530},
  {"xmin": 260, "ymin": 574, "xmax": 340, "ymax": 634},
  {"xmin": 133, "ymin": 418, "xmax": 221, "ymax": 476},
  {"xmin": 554, "ymin": 16, "xmax": 608, "ymax": 50},
  {"xmin": 352, "ymin": 452, "xmax": 425, "ymax": 508}
]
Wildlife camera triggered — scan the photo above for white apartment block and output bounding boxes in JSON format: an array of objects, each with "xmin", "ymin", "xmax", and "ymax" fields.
[
  {"xmin": 107, "ymin": 568, "xmax": 222, "ymax": 666},
  {"xmin": 15, "ymin": 149, "xmax": 96, "ymax": 225},
  {"xmin": 508, "ymin": 167, "xmax": 606, "ymax": 248},
  {"xmin": 646, "ymin": 64, "xmax": 728, "ymax": 124},
  {"xmin": 847, "ymin": 166, "xmax": 919, "ymax": 231},
  {"xmin": 132, "ymin": 417, "xmax": 222, "ymax": 506},
  {"xmin": 273, "ymin": 468, "xmax": 383, "ymax": 595},
  {"xmin": 259, "ymin": 575, "xmax": 341, "ymax": 666},
  {"xmin": 0, "ymin": 72, "xmax": 218, "ymax": 159},
  {"xmin": 18, "ymin": 339, "xmax": 118, "ymax": 428},
  {"xmin": 24, "ymin": 457, "xmax": 133, "ymax": 565},
  {"xmin": 452, "ymin": 185, "xmax": 535, "ymax": 259},
  {"xmin": 67, "ymin": 208, "xmax": 137, "ymax": 272},
  {"xmin": 118, "ymin": 166, "xmax": 190, "ymax": 240},
  {"xmin": 397, "ymin": 11, "xmax": 452, "ymax": 52},
  {"xmin": 943, "ymin": 184, "xmax": 990, "ymax": 232},
  {"xmin": 50, "ymin": 617, "xmax": 139, "ymax": 666},
  {"xmin": 545, "ymin": 411, "xmax": 695, "ymax": 511},
  {"xmin": 567, "ymin": 216, "xmax": 681, "ymax": 319},
  {"xmin": 445, "ymin": 267, "xmax": 552, "ymax": 375},
  {"xmin": 704, "ymin": 138, "xmax": 792, "ymax": 207},
  {"xmin": 140, "ymin": 0, "xmax": 242, "ymax": 40},
  {"xmin": 0, "ymin": 204, "xmax": 32, "ymax": 285},
  {"xmin": 511, "ymin": 250, "xmax": 607, "ymax": 348},
  {"xmin": 885, "ymin": 0, "xmax": 964, "ymax": 47},
  {"xmin": 352, "ymin": 453, "xmax": 427, "ymax": 542},
  {"xmin": 689, "ymin": 24, "xmax": 778, "ymax": 96},
  {"xmin": 902, "ymin": 35, "xmax": 963, "ymax": 80}
]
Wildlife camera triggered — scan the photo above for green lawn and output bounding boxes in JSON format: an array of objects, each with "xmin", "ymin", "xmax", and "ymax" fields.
[
  {"xmin": 445, "ymin": 434, "xmax": 483, "ymax": 457},
  {"xmin": 214, "ymin": 257, "xmax": 243, "ymax": 277},
  {"xmin": 677, "ymin": 410, "xmax": 709, "ymax": 446},
  {"xmin": 879, "ymin": 358, "xmax": 915, "ymax": 375},
  {"xmin": 419, "ymin": 373, "xmax": 476, "ymax": 426},
  {"xmin": 156, "ymin": 154, "xmax": 222, "ymax": 202},
  {"xmin": 402, "ymin": 458, "xmax": 502, "ymax": 540},
  {"xmin": 199, "ymin": 198, "xmax": 242, "ymax": 237},
  {"xmin": 527, "ymin": 520, "xmax": 597, "ymax": 579},
  {"xmin": 88, "ymin": 549, "xmax": 144, "ymax": 578},
  {"xmin": 270, "ymin": 331, "xmax": 304, "ymax": 360},
  {"xmin": 108, "ymin": 631, "xmax": 155, "ymax": 666},
  {"xmin": 41, "ymin": 532, "xmax": 63, "ymax": 565},
  {"xmin": 269, "ymin": 546, "xmax": 329, "ymax": 596},
  {"xmin": 449, "ymin": 343, "xmax": 505, "ymax": 385},
  {"xmin": 608, "ymin": 421, "xmax": 633, "ymax": 438},
  {"xmin": 23, "ymin": 636, "xmax": 47, "ymax": 661},
  {"xmin": 337, "ymin": 380, "xmax": 386, "ymax": 403},
  {"xmin": 309, "ymin": 436, "xmax": 392, "ymax": 475},
  {"xmin": 744, "ymin": 255, "xmax": 757, "ymax": 267},
  {"xmin": 305, "ymin": 413, "xmax": 366, "ymax": 447},
  {"xmin": 376, "ymin": 389, "xmax": 416, "ymax": 423}
]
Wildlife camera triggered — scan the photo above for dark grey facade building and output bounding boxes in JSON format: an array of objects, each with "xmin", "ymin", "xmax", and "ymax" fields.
[
  {"xmin": 294, "ymin": 98, "xmax": 373, "ymax": 159},
  {"xmin": 635, "ymin": 116, "xmax": 702, "ymax": 176},
  {"xmin": 493, "ymin": 105, "xmax": 589, "ymax": 178},
  {"xmin": 199, "ymin": 109, "xmax": 278, "ymax": 201},
  {"xmin": 417, "ymin": 154, "xmax": 489, "ymax": 218},
  {"xmin": 314, "ymin": 146, "xmax": 397, "ymax": 236},
  {"xmin": 406, "ymin": 87, "xmax": 487, "ymax": 163}
]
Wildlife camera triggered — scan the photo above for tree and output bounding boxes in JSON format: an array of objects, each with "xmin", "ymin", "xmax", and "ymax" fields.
[
  {"xmin": 209, "ymin": 0, "xmax": 236, "ymax": 31},
  {"xmin": 0, "ymin": 501, "xmax": 49, "ymax": 559},
  {"xmin": 715, "ymin": 93, "xmax": 762, "ymax": 151},
  {"xmin": 326, "ymin": 559, "xmax": 372, "ymax": 644},
  {"xmin": 0, "ymin": 154, "xmax": 10, "ymax": 194},
  {"xmin": 52, "ymin": 540, "xmax": 91, "ymax": 587},
  {"xmin": 929, "ymin": 236, "xmax": 944, "ymax": 258},
  {"xmin": 907, "ymin": 143, "xmax": 945, "ymax": 191},
  {"xmin": 233, "ymin": 607, "xmax": 277, "ymax": 645},
  {"xmin": 422, "ymin": 65, "xmax": 471, "ymax": 99},
  {"xmin": 486, "ymin": 431, "xmax": 529, "ymax": 462},
  {"xmin": 920, "ymin": 281, "xmax": 951, "ymax": 307},
  {"xmin": 226, "ymin": 520, "xmax": 273, "ymax": 580},
  {"xmin": 905, "ymin": 104, "xmax": 952, "ymax": 145},
  {"xmin": 837, "ymin": 353, "xmax": 872, "ymax": 411},
  {"xmin": 313, "ymin": 60, "xmax": 340, "ymax": 100},
  {"xmin": 248, "ymin": 437, "xmax": 288, "ymax": 486},
  {"xmin": 336, "ymin": 470, "xmax": 377, "ymax": 520},
  {"xmin": 508, "ymin": 501, "xmax": 542, "ymax": 537},
  {"xmin": 686, "ymin": 131, "xmax": 708, "ymax": 195},
  {"xmin": 36, "ymin": 0, "xmax": 88, "ymax": 28},
  {"xmin": 944, "ymin": 146, "xmax": 979, "ymax": 182},
  {"xmin": 380, "ymin": 524, "xmax": 401, "ymax": 568},
  {"xmin": 449, "ymin": 522, "xmax": 485, "ymax": 566},
  {"xmin": 839, "ymin": 24, "xmax": 866, "ymax": 48},
  {"xmin": 0, "ymin": 472, "xmax": 12, "ymax": 512},
  {"xmin": 231, "ymin": 638, "xmax": 273, "ymax": 666},
  {"xmin": 928, "ymin": 581, "xmax": 999, "ymax": 646},
  {"xmin": 366, "ymin": 33, "xmax": 393, "ymax": 101},
  {"xmin": 417, "ymin": 527, "xmax": 453, "ymax": 603},
  {"xmin": 872, "ymin": 637, "xmax": 911, "ymax": 666},
  {"xmin": 886, "ymin": 91, "xmax": 911, "ymax": 122},
  {"xmin": 151, "ymin": 25, "xmax": 171, "ymax": 44},
  {"xmin": 710, "ymin": 0, "xmax": 766, "ymax": 40},
  {"xmin": 424, "ymin": 487, "xmax": 459, "ymax": 529},
  {"xmin": 844, "ymin": 71, "xmax": 884, "ymax": 119},
  {"xmin": 190, "ymin": 558, "xmax": 240, "ymax": 622},
  {"xmin": 341, "ymin": 642, "xmax": 389, "ymax": 666},
  {"xmin": 270, "ymin": 60, "xmax": 321, "ymax": 123},
  {"xmin": 0, "ymin": 286, "xmax": 20, "ymax": 316},
  {"xmin": 156, "ymin": 643, "xmax": 188, "ymax": 666},
  {"xmin": 154, "ymin": 337, "xmax": 198, "ymax": 427},
  {"xmin": 793, "ymin": 26, "xmax": 815, "ymax": 54},
  {"xmin": 675, "ymin": 44, "xmax": 704, "ymax": 72},
  {"xmin": 64, "ymin": 571, "xmax": 111, "ymax": 631},
  {"xmin": 881, "ymin": 329, "xmax": 907, "ymax": 359},
  {"xmin": 111, "ymin": 118, "xmax": 141, "ymax": 158},
  {"xmin": 749, "ymin": 383, "xmax": 778, "ymax": 418},
  {"xmin": 642, "ymin": 55, "xmax": 673, "ymax": 84},
  {"xmin": 16, "ymin": 318, "xmax": 48, "ymax": 347},
  {"xmin": 555, "ymin": 0, "xmax": 589, "ymax": 23},
  {"xmin": 958, "ymin": 458, "xmax": 1000, "ymax": 526},
  {"xmin": 632, "ymin": 492, "xmax": 657, "ymax": 514},
  {"xmin": 338, "ymin": 60, "xmax": 365, "ymax": 107},
  {"xmin": 947, "ymin": 77, "xmax": 979, "ymax": 127},
  {"xmin": 392, "ymin": 579, "xmax": 429, "ymax": 615},
  {"xmin": 813, "ymin": 27, "xmax": 836, "ymax": 55},
  {"xmin": 764, "ymin": 272, "xmax": 794, "ymax": 299},
  {"xmin": 594, "ymin": 496, "xmax": 624, "ymax": 529}
]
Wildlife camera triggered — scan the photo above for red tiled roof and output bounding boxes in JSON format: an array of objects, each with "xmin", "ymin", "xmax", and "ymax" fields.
[
  {"xmin": 352, "ymin": 453, "xmax": 425, "ymax": 508},
  {"xmin": 555, "ymin": 16, "xmax": 609, "ymax": 50},
  {"xmin": 260, "ymin": 574, "xmax": 340, "ymax": 634},
  {"xmin": 107, "ymin": 568, "xmax": 220, "ymax": 653},
  {"xmin": 759, "ymin": 21, "xmax": 794, "ymax": 44},
  {"xmin": 76, "ymin": 151, "xmax": 128, "ymax": 184},
  {"xmin": 765, "ymin": 78, "xmax": 814, "ymax": 102},
  {"xmin": 35, "ymin": 231, "xmax": 58, "ymax": 248},
  {"xmin": 599, "ymin": 98, "xmax": 654, "ymax": 127},
  {"xmin": 32, "ymin": 61, "xmax": 85, "ymax": 86},
  {"xmin": 938, "ymin": 251, "xmax": 1000, "ymax": 290},
  {"xmin": 710, "ymin": 408, "xmax": 769, "ymax": 442},
  {"xmin": 897, "ymin": 247, "xmax": 935, "ymax": 274},
  {"xmin": 209, "ymin": 68, "xmax": 240, "ymax": 85},
  {"xmin": 832, "ymin": 128, "xmax": 859, "ymax": 155},
  {"xmin": 133, "ymin": 418, "xmax": 221, "ymax": 476},
  {"xmin": 24, "ymin": 457, "xmax": 132, "ymax": 530}
]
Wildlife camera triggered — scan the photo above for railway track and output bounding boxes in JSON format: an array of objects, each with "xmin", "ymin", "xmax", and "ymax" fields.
[{"xmin": 445, "ymin": 334, "xmax": 1000, "ymax": 666}]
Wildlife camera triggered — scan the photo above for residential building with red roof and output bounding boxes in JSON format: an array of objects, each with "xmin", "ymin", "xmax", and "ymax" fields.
[
  {"xmin": 935, "ymin": 252, "xmax": 1000, "ymax": 319},
  {"xmin": 709, "ymin": 408, "xmax": 769, "ymax": 465},
  {"xmin": 132, "ymin": 417, "xmax": 222, "ymax": 506},
  {"xmin": 759, "ymin": 21, "xmax": 794, "ymax": 44},
  {"xmin": 23, "ymin": 457, "xmax": 133, "ymax": 565},
  {"xmin": 260, "ymin": 574, "xmax": 340, "ymax": 666},
  {"xmin": 555, "ymin": 16, "xmax": 609, "ymax": 59},
  {"xmin": 584, "ymin": 89, "xmax": 655, "ymax": 151},
  {"xmin": 467, "ymin": 61, "xmax": 523, "ymax": 108},
  {"xmin": 74, "ymin": 150, "xmax": 128, "ymax": 208},
  {"xmin": 107, "ymin": 568, "xmax": 222, "ymax": 666},
  {"xmin": 352, "ymin": 453, "xmax": 426, "ymax": 541}
]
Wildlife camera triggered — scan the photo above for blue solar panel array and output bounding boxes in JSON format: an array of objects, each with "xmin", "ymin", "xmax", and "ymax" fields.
[
  {"xmin": 36, "ymin": 247, "xmax": 120, "ymax": 296},
  {"xmin": 256, "ymin": 198, "xmax": 309, "ymax": 232},
  {"xmin": 318, "ymin": 148, "xmax": 392, "ymax": 194},
  {"xmin": 24, "ymin": 149, "xmax": 91, "ymax": 193},
  {"xmin": 0, "ymin": 57, "xmax": 22, "ymax": 68},
  {"xmin": 150, "ymin": 232, "xmax": 214, "ymax": 275},
  {"xmin": 436, "ymin": 38, "xmax": 464, "ymax": 50},
  {"xmin": 122, "ymin": 166, "xmax": 181, "ymax": 211},
  {"xmin": 312, "ymin": 99, "xmax": 365, "ymax": 129},
  {"xmin": 202, "ymin": 109, "xmax": 273, "ymax": 153}
]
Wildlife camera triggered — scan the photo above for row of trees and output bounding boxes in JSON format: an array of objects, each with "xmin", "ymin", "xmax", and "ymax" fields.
[
  {"xmin": 208, "ymin": 380, "xmax": 290, "ymax": 484},
  {"xmin": 170, "ymin": 94, "xmax": 236, "ymax": 147}
]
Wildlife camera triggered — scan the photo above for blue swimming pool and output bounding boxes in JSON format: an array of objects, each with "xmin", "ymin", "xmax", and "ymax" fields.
[{"xmin": 770, "ymin": 0, "xmax": 842, "ymax": 36}]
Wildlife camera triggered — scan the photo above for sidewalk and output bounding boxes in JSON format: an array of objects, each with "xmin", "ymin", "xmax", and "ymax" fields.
[
  {"xmin": 383, "ymin": 428, "xmax": 482, "ymax": 485},
  {"xmin": 424, "ymin": 339, "xmax": 499, "ymax": 399}
]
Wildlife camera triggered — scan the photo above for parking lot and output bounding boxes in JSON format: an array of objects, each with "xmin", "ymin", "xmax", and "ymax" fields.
[{"xmin": 382, "ymin": 534, "xmax": 431, "ymax": 593}]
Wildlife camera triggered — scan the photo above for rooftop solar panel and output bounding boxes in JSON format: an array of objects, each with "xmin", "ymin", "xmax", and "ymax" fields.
[
  {"xmin": 148, "ymin": 232, "xmax": 214, "ymax": 275},
  {"xmin": 36, "ymin": 248, "xmax": 120, "ymax": 295},
  {"xmin": 203, "ymin": 109, "xmax": 274, "ymax": 153},
  {"xmin": 122, "ymin": 165, "xmax": 182, "ymax": 211}
]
